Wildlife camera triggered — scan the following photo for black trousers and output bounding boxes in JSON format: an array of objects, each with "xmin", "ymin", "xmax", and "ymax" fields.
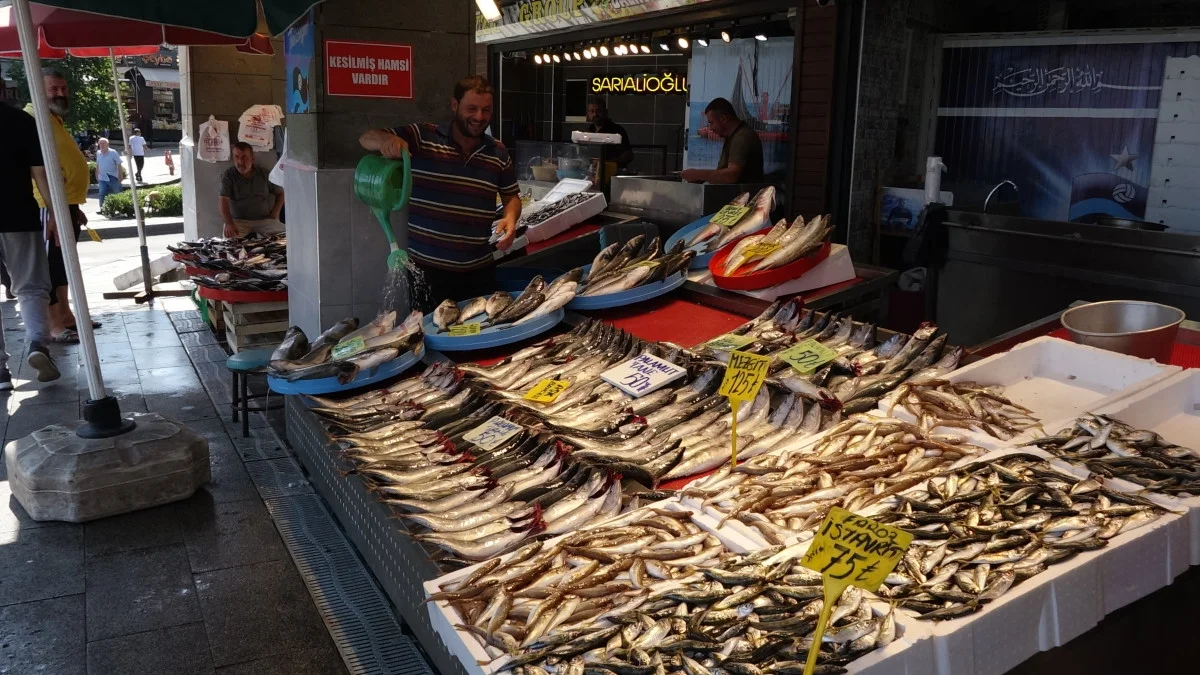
[
  {"xmin": 133, "ymin": 155, "xmax": 145, "ymax": 179},
  {"xmin": 412, "ymin": 261, "xmax": 496, "ymax": 314},
  {"xmin": 44, "ymin": 206, "xmax": 83, "ymax": 306}
]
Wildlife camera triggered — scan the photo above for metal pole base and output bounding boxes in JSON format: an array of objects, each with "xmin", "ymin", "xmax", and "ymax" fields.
[{"xmin": 77, "ymin": 396, "xmax": 137, "ymax": 439}]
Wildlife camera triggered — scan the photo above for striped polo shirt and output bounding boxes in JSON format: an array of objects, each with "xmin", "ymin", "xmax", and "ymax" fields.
[{"xmin": 391, "ymin": 121, "xmax": 519, "ymax": 271}]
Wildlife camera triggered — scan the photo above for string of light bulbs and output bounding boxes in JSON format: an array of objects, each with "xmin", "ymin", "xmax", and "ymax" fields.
[{"xmin": 524, "ymin": 18, "xmax": 776, "ymax": 65}]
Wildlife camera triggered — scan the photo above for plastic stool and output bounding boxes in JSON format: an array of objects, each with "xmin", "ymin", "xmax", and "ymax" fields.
[{"xmin": 226, "ymin": 348, "xmax": 282, "ymax": 437}]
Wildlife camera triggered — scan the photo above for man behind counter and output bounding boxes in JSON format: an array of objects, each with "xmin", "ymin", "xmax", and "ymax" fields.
[
  {"xmin": 681, "ymin": 97, "xmax": 764, "ymax": 184},
  {"xmin": 359, "ymin": 75, "xmax": 521, "ymax": 312},
  {"xmin": 586, "ymin": 97, "xmax": 634, "ymax": 169}
]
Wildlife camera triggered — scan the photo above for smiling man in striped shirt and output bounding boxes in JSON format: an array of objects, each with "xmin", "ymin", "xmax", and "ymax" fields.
[{"xmin": 360, "ymin": 75, "xmax": 521, "ymax": 311}]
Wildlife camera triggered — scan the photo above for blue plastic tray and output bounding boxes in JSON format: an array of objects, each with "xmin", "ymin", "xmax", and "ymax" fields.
[
  {"xmin": 423, "ymin": 297, "xmax": 564, "ymax": 351},
  {"xmin": 267, "ymin": 347, "xmax": 424, "ymax": 395},
  {"xmin": 664, "ymin": 214, "xmax": 721, "ymax": 270},
  {"xmin": 566, "ymin": 263, "xmax": 687, "ymax": 311}
]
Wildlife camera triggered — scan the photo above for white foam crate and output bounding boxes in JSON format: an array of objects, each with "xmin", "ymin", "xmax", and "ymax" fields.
[
  {"xmin": 523, "ymin": 192, "xmax": 607, "ymax": 243},
  {"xmin": 425, "ymin": 499, "xmax": 932, "ymax": 675},
  {"xmin": 881, "ymin": 336, "xmax": 1180, "ymax": 445}
]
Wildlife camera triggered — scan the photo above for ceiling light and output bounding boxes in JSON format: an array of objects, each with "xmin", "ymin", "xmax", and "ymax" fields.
[
  {"xmin": 721, "ymin": 30, "xmax": 731, "ymax": 43},
  {"xmin": 677, "ymin": 36, "xmax": 690, "ymax": 49},
  {"xmin": 563, "ymin": 52, "xmax": 571, "ymax": 61},
  {"xmin": 641, "ymin": 45, "xmax": 651, "ymax": 54},
  {"xmin": 627, "ymin": 43, "xmax": 638, "ymax": 54},
  {"xmin": 583, "ymin": 50, "xmax": 592, "ymax": 59},
  {"xmin": 600, "ymin": 45, "xmax": 609, "ymax": 56},
  {"xmin": 543, "ymin": 53, "xmax": 551, "ymax": 62},
  {"xmin": 696, "ymin": 38, "xmax": 708, "ymax": 47},
  {"xmin": 590, "ymin": 47, "xmax": 599, "ymax": 57},
  {"xmin": 659, "ymin": 42, "xmax": 670, "ymax": 51},
  {"xmin": 755, "ymin": 34, "xmax": 767, "ymax": 41},
  {"xmin": 552, "ymin": 54, "xmax": 561, "ymax": 63},
  {"xmin": 615, "ymin": 45, "xmax": 625, "ymax": 55},
  {"xmin": 533, "ymin": 54, "xmax": 542, "ymax": 65},
  {"xmin": 574, "ymin": 51, "xmax": 582, "ymax": 60},
  {"xmin": 474, "ymin": 0, "xmax": 501, "ymax": 22}
]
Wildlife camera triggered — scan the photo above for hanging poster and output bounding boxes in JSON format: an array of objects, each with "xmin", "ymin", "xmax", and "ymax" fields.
[
  {"xmin": 686, "ymin": 38, "xmax": 794, "ymax": 180},
  {"xmin": 284, "ymin": 9, "xmax": 314, "ymax": 114},
  {"xmin": 935, "ymin": 36, "xmax": 1200, "ymax": 223}
]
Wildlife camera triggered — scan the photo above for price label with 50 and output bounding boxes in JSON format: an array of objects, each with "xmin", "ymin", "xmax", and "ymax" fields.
[
  {"xmin": 462, "ymin": 416, "xmax": 523, "ymax": 451},
  {"xmin": 778, "ymin": 338, "xmax": 839, "ymax": 374}
]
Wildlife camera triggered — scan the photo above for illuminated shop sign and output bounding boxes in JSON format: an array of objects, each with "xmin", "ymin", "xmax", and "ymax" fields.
[{"xmin": 590, "ymin": 73, "xmax": 688, "ymax": 94}]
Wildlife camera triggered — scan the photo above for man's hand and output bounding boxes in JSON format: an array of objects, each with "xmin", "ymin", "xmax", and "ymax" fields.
[
  {"xmin": 680, "ymin": 169, "xmax": 704, "ymax": 183},
  {"xmin": 223, "ymin": 223, "xmax": 238, "ymax": 238},
  {"xmin": 44, "ymin": 211, "xmax": 60, "ymax": 247},
  {"xmin": 74, "ymin": 208, "xmax": 87, "ymax": 227},
  {"xmin": 495, "ymin": 218, "xmax": 517, "ymax": 251},
  {"xmin": 380, "ymin": 134, "xmax": 409, "ymax": 159}
]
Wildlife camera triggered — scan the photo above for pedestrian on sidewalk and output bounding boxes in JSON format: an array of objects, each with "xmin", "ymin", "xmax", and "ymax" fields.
[
  {"xmin": 94, "ymin": 137, "xmax": 124, "ymax": 211},
  {"xmin": 128, "ymin": 127, "xmax": 147, "ymax": 183},
  {"xmin": 0, "ymin": 102, "xmax": 63, "ymax": 385},
  {"xmin": 28, "ymin": 70, "xmax": 100, "ymax": 345}
]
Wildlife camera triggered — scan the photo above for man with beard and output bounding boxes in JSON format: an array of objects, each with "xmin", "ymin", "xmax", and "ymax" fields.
[
  {"xmin": 359, "ymin": 75, "xmax": 521, "ymax": 311},
  {"xmin": 28, "ymin": 71, "xmax": 94, "ymax": 344}
]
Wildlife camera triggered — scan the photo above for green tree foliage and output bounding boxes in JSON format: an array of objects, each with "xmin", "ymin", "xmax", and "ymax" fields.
[{"xmin": 8, "ymin": 56, "xmax": 128, "ymax": 135}]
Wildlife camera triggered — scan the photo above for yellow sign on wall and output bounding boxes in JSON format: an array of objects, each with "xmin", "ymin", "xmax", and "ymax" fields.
[{"xmin": 590, "ymin": 73, "xmax": 689, "ymax": 95}]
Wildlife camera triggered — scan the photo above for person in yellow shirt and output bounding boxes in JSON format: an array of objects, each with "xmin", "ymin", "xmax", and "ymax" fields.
[{"xmin": 28, "ymin": 70, "xmax": 96, "ymax": 343}]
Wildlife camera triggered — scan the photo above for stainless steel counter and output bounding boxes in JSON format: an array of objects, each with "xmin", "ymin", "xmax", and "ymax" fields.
[
  {"xmin": 609, "ymin": 176, "xmax": 773, "ymax": 232},
  {"xmin": 935, "ymin": 209, "xmax": 1200, "ymax": 345}
]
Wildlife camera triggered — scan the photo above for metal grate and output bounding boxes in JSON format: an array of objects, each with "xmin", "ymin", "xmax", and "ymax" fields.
[
  {"xmin": 244, "ymin": 456, "xmax": 313, "ymax": 499},
  {"xmin": 265, "ymin": 492, "xmax": 434, "ymax": 675}
]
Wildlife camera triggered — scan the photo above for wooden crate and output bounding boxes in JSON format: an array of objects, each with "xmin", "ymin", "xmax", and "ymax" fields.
[
  {"xmin": 204, "ymin": 298, "xmax": 225, "ymax": 330},
  {"xmin": 222, "ymin": 300, "xmax": 289, "ymax": 354}
]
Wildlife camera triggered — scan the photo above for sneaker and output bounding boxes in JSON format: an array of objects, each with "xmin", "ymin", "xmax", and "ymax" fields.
[
  {"xmin": 0, "ymin": 368, "xmax": 11, "ymax": 391},
  {"xmin": 26, "ymin": 347, "xmax": 60, "ymax": 383}
]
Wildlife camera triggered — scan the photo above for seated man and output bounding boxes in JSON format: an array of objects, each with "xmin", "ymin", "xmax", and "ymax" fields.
[{"xmin": 219, "ymin": 141, "xmax": 285, "ymax": 238}]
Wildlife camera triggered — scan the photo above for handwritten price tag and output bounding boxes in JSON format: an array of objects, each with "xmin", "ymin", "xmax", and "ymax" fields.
[
  {"xmin": 449, "ymin": 323, "xmax": 482, "ymax": 337},
  {"xmin": 798, "ymin": 507, "xmax": 913, "ymax": 675},
  {"xmin": 709, "ymin": 205, "xmax": 751, "ymax": 228},
  {"xmin": 778, "ymin": 339, "xmax": 839, "ymax": 375},
  {"xmin": 601, "ymin": 353, "xmax": 687, "ymax": 398},
  {"xmin": 331, "ymin": 336, "xmax": 367, "ymax": 360},
  {"xmin": 524, "ymin": 379, "xmax": 570, "ymax": 403},
  {"xmin": 703, "ymin": 333, "xmax": 756, "ymax": 352},
  {"xmin": 742, "ymin": 242, "xmax": 781, "ymax": 259},
  {"xmin": 462, "ymin": 416, "xmax": 523, "ymax": 451},
  {"xmin": 719, "ymin": 351, "xmax": 771, "ymax": 403}
]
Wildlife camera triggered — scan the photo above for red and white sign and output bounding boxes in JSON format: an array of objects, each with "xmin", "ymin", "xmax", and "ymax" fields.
[{"xmin": 325, "ymin": 40, "xmax": 413, "ymax": 99}]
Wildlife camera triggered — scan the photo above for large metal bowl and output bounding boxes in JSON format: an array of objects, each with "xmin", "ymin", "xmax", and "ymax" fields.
[{"xmin": 1060, "ymin": 300, "xmax": 1185, "ymax": 362}]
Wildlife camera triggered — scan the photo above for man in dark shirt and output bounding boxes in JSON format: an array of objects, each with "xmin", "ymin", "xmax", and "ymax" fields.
[
  {"xmin": 219, "ymin": 141, "xmax": 285, "ymax": 237},
  {"xmin": 586, "ymin": 97, "xmax": 634, "ymax": 169},
  {"xmin": 681, "ymin": 97, "xmax": 764, "ymax": 184},
  {"xmin": 360, "ymin": 76, "xmax": 521, "ymax": 311},
  {"xmin": 0, "ymin": 103, "xmax": 62, "ymax": 385}
]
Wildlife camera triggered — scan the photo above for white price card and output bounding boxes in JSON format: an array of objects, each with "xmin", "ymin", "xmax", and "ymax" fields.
[
  {"xmin": 601, "ymin": 353, "xmax": 688, "ymax": 398},
  {"xmin": 462, "ymin": 416, "xmax": 523, "ymax": 452}
]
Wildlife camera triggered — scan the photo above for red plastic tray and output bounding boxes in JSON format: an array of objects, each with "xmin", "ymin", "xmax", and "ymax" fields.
[
  {"xmin": 195, "ymin": 286, "xmax": 288, "ymax": 304},
  {"xmin": 708, "ymin": 229, "xmax": 832, "ymax": 291}
]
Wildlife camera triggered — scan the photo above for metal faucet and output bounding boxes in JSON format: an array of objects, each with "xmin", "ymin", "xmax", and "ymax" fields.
[{"xmin": 984, "ymin": 180, "xmax": 1018, "ymax": 213}]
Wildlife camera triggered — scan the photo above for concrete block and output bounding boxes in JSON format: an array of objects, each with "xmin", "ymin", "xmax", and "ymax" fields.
[
  {"xmin": 4, "ymin": 413, "xmax": 210, "ymax": 523},
  {"xmin": 316, "ymin": 170, "xmax": 355, "ymax": 305},
  {"xmin": 190, "ymin": 72, "xmax": 276, "ymax": 119},
  {"xmin": 188, "ymin": 45, "xmax": 276, "ymax": 77},
  {"xmin": 320, "ymin": 0, "xmax": 471, "ymax": 35}
]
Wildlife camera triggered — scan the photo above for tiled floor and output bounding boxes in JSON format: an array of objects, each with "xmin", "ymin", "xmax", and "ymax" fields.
[{"xmin": 0, "ymin": 296, "xmax": 348, "ymax": 675}]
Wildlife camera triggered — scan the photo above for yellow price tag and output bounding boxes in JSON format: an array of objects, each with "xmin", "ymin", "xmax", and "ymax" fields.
[
  {"xmin": 718, "ymin": 351, "xmax": 771, "ymax": 469},
  {"xmin": 742, "ymin": 242, "xmax": 780, "ymax": 259},
  {"xmin": 524, "ymin": 379, "xmax": 570, "ymax": 403},
  {"xmin": 779, "ymin": 339, "xmax": 840, "ymax": 375},
  {"xmin": 449, "ymin": 323, "xmax": 482, "ymax": 337},
  {"xmin": 332, "ymin": 336, "xmax": 367, "ymax": 359},
  {"xmin": 703, "ymin": 333, "xmax": 756, "ymax": 352},
  {"xmin": 798, "ymin": 507, "xmax": 913, "ymax": 675},
  {"xmin": 709, "ymin": 205, "xmax": 751, "ymax": 228}
]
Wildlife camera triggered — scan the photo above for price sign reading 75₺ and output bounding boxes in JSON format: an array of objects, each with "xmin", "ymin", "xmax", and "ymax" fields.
[
  {"xmin": 718, "ymin": 352, "xmax": 772, "ymax": 468},
  {"xmin": 709, "ymin": 205, "xmax": 751, "ymax": 228},
  {"xmin": 524, "ymin": 379, "xmax": 570, "ymax": 404},
  {"xmin": 462, "ymin": 416, "xmax": 523, "ymax": 452},
  {"xmin": 778, "ymin": 338, "xmax": 840, "ymax": 375},
  {"xmin": 797, "ymin": 507, "xmax": 913, "ymax": 675}
]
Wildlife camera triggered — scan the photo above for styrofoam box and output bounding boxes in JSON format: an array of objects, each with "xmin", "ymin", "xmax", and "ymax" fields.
[
  {"xmin": 881, "ymin": 336, "xmax": 1180, "ymax": 445},
  {"xmin": 524, "ymin": 192, "xmax": 607, "ymax": 243}
]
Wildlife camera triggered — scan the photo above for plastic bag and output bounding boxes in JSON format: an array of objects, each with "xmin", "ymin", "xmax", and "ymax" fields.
[
  {"xmin": 239, "ymin": 105, "xmax": 284, "ymax": 151},
  {"xmin": 268, "ymin": 131, "xmax": 288, "ymax": 187},
  {"xmin": 197, "ymin": 116, "xmax": 230, "ymax": 163}
]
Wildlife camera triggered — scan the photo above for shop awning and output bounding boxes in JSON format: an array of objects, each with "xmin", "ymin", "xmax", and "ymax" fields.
[{"xmin": 120, "ymin": 65, "xmax": 179, "ymax": 89}]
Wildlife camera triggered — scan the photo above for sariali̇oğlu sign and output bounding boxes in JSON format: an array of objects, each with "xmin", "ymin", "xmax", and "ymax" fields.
[{"xmin": 591, "ymin": 73, "xmax": 688, "ymax": 94}]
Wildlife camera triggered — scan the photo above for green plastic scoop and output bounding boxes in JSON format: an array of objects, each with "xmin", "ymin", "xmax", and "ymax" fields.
[{"xmin": 354, "ymin": 150, "xmax": 413, "ymax": 270}]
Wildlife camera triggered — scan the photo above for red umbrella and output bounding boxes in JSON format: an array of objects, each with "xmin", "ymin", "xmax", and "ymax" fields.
[{"xmin": 0, "ymin": 4, "xmax": 252, "ymax": 52}]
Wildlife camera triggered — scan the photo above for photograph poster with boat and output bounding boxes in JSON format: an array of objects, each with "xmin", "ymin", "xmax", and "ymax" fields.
[{"xmin": 686, "ymin": 38, "xmax": 794, "ymax": 180}]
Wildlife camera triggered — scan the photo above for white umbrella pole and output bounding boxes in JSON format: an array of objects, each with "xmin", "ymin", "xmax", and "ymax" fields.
[
  {"xmin": 108, "ymin": 51, "xmax": 153, "ymax": 296},
  {"xmin": 13, "ymin": 0, "xmax": 106, "ymax": 401}
]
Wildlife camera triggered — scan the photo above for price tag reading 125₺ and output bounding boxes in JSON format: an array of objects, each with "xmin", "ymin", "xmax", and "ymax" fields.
[
  {"xmin": 462, "ymin": 416, "xmax": 523, "ymax": 452},
  {"xmin": 601, "ymin": 353, "xmax": 687, "ymax": 398},
  {"xmin": 719, "ymin": 351, "xmax": 771, "ymax": 402},
  {"xmin": 449, "ymin": 323, "xmax": 482, "ymax": 337},
  {"xmin": 524, "ymin": 379, "xmax": 570, "ymax": 404},
  {"xmin": 709, "ymin": 205, "xmax": 751, "ymax": 228},
  {"xmin": 778, "ymin": 338, "xmax": 839, "ymax": 375}
]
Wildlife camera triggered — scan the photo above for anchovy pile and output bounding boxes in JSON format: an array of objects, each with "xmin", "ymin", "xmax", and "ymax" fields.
[
  {"xmin": 517, "ymin": 192, "xmax": 596, "ymax": 230},
  {"xmin": 885, "ymin": 380, "xmax": 1043, "ymax": 440},
  {"xmin": 868, "ymin": 453, "xmax": 1166, "ymax": 620},
  {"xmin": 170, "ymin": 232, "xmax": 288, "ymax": 286},
  {"xmin": 430, "ymin": 507, "xmax": 900, "ymax": 675},
  {"xmin": 581, "ymin": 234, "xmax": 696, "ymax": 297},
  {"xmin": 1030, "ymin": 414, "xmax": 1200, "ymax": 496}
]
